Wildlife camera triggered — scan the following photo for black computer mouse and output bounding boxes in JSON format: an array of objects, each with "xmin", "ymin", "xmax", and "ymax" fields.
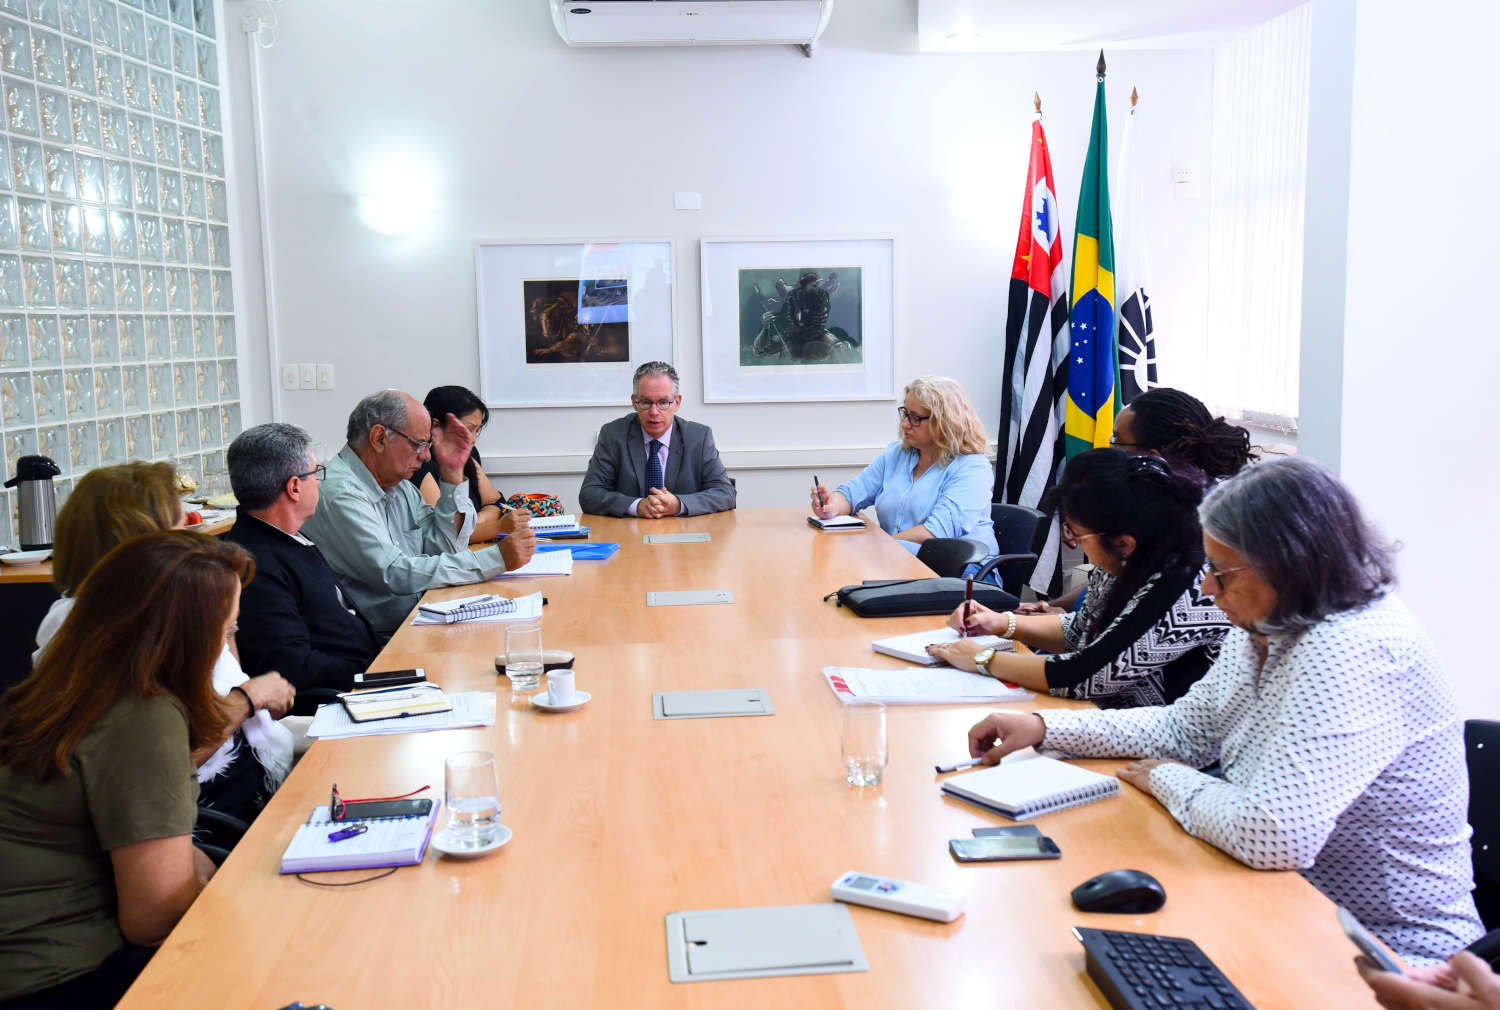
[{"xmin": 1071, "ymin": 869, "xmax": 1166, "ymax": 914}]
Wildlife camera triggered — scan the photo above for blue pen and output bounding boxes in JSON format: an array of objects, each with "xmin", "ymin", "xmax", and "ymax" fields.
[{"xmin": 328, "ymin": 823, "xmax": 368, "ymax": 842}]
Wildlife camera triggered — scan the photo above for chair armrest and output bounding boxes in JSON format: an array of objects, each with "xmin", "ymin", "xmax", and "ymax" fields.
[{"xmin": 973, "ymin": 552, "xmax": 1038, "ymax": 584}]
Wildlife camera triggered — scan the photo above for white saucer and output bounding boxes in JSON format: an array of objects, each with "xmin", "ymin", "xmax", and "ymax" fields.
[
  {"xmin": 531, "ymin": 690, "xmax": 591, "ymax": 713},
  {"xmin": 431, "ymin": 824, "xmax": 512, "ymax": 859},
  {"xmin": 0, "ymin": 549, "xmax": 51, "ymax": 566}
]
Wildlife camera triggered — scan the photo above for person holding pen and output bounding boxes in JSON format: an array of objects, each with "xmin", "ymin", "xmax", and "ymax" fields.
[
  {"xmin": 809, "ymin": 376, "xmax": 996, "ymax": 557},
  {"xmin": 926, "ymin": 450, "xmax": 1231, "ymax": 708}
]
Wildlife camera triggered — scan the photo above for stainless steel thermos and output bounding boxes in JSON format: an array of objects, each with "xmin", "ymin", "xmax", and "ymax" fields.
[{"xmin": 4, "ymin": 454, "xmax": 61, "ymax": 550}]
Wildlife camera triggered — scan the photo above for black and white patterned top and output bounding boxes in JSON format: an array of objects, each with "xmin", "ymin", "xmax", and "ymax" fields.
[
  {"xmin": 1047, "ymin": 565, "xmax": 1231, "ymax": 708},
  {"xmin": 1040, "ymin": 591, "xmax": 1484, "ymax": 964}
]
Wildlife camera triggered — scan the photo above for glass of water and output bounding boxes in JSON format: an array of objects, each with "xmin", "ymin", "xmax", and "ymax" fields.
[
  {"xmin": 505, "ymin": 623, "xmax": 544, "ymax": 692},
  {"xmin": 444, "ymin": 750, "xmax": 501, "ymax": 849},
  {"xmin": 842, "ymin": 700, "xmax": 887, "ymax": 786}
]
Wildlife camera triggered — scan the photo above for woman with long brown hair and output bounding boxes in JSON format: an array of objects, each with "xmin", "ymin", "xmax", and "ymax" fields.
[
  {"xmin": 30, "ymin": 461, "xmax": 295, "ymax": 821},
  {"xmin": 0, "ymin": 532, "xmax": 253, "ymax": 1008}
]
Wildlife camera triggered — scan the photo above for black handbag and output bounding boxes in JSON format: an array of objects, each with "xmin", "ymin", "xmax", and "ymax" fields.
[{"xmin": 825, "ymin": 577, "xmax": 1019, "ymax": 618}]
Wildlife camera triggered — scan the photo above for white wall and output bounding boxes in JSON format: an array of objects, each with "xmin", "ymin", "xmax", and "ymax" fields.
[
  {"xmin": 223, "ymin": 0, "xmax": 1213, "ymax": 510},
  {"xmin": 1301, "ymin": 0, "xmax": 1500, "ymax": 717}
]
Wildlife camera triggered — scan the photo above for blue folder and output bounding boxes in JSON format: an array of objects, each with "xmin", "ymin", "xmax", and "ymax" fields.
[{"xmin": 537, "ymin": 542, "xmax": 620, "ymax": 561}]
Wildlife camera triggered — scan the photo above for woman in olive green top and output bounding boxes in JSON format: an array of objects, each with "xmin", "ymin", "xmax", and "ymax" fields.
[{"xmin": 0, "ymin": 531, "xmax": 254, "ymax": 1009}]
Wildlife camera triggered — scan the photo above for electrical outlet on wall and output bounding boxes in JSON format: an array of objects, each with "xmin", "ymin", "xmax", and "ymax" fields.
[
  {"xmin": 316, "ymin": 363, "xmax": 334, "ymax": 390},
  {"xmin": 299, "ymin": 363, "xmax": 317, "ymax": 390},
  {"xmin": 281, "ymin": 364, "xmax": 300, "ymax": 391}
]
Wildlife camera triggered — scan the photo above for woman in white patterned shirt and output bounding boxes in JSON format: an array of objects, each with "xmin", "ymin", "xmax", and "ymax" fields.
[
  {"xmin": 963, "ymin": 456, "xmax": 1483, "ymax": 964},
  {"xmin": 928, "ymin": 450, "xmax": 1231, "ymax": 708}
]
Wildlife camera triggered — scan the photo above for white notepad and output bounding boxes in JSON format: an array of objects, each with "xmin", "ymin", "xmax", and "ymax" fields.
[
  {"xmin": 279, "ymin": 803, "xmax": 439, "ymax": 874},
  {"xmin": 808, "ymin": 515, "xmax": 866, "ymax": 531},
  {"xmin": 412, "ymin": 591, "xmax": 543, "ymax": 625},
  {"xmin": 499, "ymin": 551, "xmax": 573, "ymax": 577},
  {"xmin": 822, "ymin": 666, "xmax": 1032, "ymax": 705},
  {"xmin": 940, "ymin": 751, "xmax": 1120, "ymax": 820},
  {"xmin": 527, "ymin": 514, "xmax": 580, "ymax": 531},
  {"xmin": 307, "ymin": 691, "xmax": 497, "ymax": 739},
  {"xmin": 871, "ymin": 628, "xmax": 1014, "ymax": 666}
]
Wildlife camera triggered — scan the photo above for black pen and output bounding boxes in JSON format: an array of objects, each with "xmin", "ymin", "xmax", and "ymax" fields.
[{"xmin": 813, "ymin": 475, "xmax": 824, "ymax": 512}]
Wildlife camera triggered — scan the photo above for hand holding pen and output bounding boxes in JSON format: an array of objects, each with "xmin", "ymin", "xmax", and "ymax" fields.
[
  {"xmin": 962, "ymin": 578, "xmax": 973, "ymax": 639},
  {"xmin": 810, "ymin": 476, "xmax": 837, "ymax": 519}
]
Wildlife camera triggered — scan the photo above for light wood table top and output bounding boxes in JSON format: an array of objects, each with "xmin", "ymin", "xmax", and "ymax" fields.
[
  {"xmin": 0, "ymin": 514, "xmax": 234, "ymax": 586},
  {"xmin": 117, "ymin": 509, "xmax": 1370, "ymax": 1010}
]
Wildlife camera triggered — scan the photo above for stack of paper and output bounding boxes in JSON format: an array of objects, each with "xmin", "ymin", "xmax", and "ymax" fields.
[
  {"xmin": 499, "ymin": 551, "xmax": 574, "ymax": 577},
  {"xmin": 808, "ymin": 515, "xmax": 866, "ymax": 531},
  {"xmin": 308, "ymin": 691, "xmax": 497, "ymax": 738},
  {"xmin": 821, "ymin": 666, "xmax": 1032, "ymax": 705}
]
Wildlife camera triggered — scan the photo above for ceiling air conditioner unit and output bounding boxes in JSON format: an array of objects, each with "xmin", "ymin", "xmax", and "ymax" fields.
[{"xmin": 550, "ymin": 0, "xmax": 835, "ymax": 54}]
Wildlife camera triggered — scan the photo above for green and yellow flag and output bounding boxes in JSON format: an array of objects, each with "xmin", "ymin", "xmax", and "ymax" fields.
[{"xmin": 1065, "ymin": 52, "xmax": 1119, "ymax": 458}]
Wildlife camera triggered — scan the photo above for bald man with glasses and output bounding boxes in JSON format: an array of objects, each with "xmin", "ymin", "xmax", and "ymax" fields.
[
  {"xmin": 578, "ymin": 361, "xmax": 736, "ymax": 518},
  {"xmin": 302, "ymin": 389, "xmax": 536, "ymax": 638}
]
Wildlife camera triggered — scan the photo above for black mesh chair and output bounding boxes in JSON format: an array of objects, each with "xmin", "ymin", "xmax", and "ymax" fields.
[
  {"xmin": 980, "ymin": 503, "xmax": 1048, "ymax": 597},
  {"xmin": 194, "ymin": 806, "xmax": 250, "ymax": 867},
  {"xmin": 916, "ymin": 537, "xmax": 989, "ymax": 578},
  {"xmin": 1466, "ymin": 719, "xmax": 1500, "ymax": 929}
]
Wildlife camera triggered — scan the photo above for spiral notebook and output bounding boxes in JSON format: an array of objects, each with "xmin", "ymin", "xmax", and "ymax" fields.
[
  {"xmin": 279, "ymin": 802, "xmax": 440, "ymax": 874},
  {"xmin": 417, "ymin": 592, "xmax": 532, "ymax": 624},
  {"xmin": 940, "ymin": 752, "xmax": 1119, "ymax": 820}
]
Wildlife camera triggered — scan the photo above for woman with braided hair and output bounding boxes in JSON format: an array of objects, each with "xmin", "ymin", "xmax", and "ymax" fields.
[
  {"xmin": 1112, "ymin": 387, "xmax": 1257, "ymax": 480},
  {"xmin": 927, "ymin": 449, "xmax": 1232, "ymax": 708}
]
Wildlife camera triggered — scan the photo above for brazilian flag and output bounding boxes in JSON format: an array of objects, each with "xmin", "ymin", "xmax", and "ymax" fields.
[{"xmin": 1065, "ymin": 53, "xmax": 1119, "ymax": 459}]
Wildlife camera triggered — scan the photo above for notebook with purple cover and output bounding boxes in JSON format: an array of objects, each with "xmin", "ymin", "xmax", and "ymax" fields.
[{"xmin": 278, "ymin": 801, "xmax": 440, "ymax": 874}]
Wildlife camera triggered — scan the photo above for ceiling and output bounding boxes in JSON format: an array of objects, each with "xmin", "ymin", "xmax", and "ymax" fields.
[{"xmin": 916, "ymin": 0, "xmax": 1307, "ymax": 52}]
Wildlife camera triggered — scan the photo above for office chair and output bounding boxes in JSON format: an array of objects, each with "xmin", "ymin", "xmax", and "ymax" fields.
[
  {"xmin": 916, "ymin": 537, "xmax": 989, "ymax": 578},
  {"xmin": 1466, "ymin": 719, "xmax": 1500, "ymax": 929},
  {"xmin": 978, "ymin": 503, "xmax": 1048, "ymax": 596},
  {"xmin": 194, "ymin": 806, "xmax": 250, "ymax": 867}
]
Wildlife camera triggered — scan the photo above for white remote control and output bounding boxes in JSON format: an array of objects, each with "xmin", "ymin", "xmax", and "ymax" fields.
[{"xmin": 831, "ymin": 871, "xmax": 964, "ymax": 922}]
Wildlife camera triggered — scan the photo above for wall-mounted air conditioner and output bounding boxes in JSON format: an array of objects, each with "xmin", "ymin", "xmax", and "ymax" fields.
[{"xmin": 550, "ymin": 0, "xmax": 835, "ymax": 53}]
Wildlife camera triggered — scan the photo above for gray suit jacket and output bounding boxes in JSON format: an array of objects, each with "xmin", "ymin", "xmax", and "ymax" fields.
[{"xmin": 578, "ymin": 415, "xmax": 736, "ymax": 517}]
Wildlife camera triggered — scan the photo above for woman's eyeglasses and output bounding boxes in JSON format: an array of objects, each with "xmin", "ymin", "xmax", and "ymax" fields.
[
  {"xmin": 1060, "ymin": 520, "xmax": 1104, "ymax": 550},
  {"xmin": 1204, "ymin": 559, "xmax": 1251, "ymax": 588},
  {"xmin": 897, "ymin": 406, "xmax": 931, "ymax": 426}
]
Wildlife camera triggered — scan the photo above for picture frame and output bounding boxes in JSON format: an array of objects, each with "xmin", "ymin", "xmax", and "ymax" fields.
[
  {"xmin": 699, "ymin": 236, "xmax": 895, "ymax": 403},
  {"xmin": 476, "ymin": 239, "xmax": 675, "ymax": 408}
]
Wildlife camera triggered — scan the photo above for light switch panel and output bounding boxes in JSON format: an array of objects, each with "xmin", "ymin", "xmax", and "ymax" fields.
[
  {"xmin": 315, "ymin": 363, "xmax": 334, "ymax": 390},
  {"xmin": 280, "ymin": 364, "xmax": 300, "ymax": 391},
  {"xmin": 299, "ymin": 363, "xmax": 317, "ymax": 390}
]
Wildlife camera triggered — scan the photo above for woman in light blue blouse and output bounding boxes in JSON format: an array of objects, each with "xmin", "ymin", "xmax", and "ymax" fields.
[{"xmin": 810, "ymin": 376, "xmax": 997, "ymax": 557}]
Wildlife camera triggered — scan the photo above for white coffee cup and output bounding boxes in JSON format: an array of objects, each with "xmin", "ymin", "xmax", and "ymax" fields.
[{"xmin": 546, "ymin": 668, "xmax": 576, "ymax": 706}]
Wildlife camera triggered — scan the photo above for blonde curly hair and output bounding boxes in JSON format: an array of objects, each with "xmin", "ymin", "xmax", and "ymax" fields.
[{"xmin": 902, "ymin": 376, "xmax": 989, "ymax": 467}]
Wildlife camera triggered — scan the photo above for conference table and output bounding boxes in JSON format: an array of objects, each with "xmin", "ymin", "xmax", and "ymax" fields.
[{"xmin": 116, "ymin": 508, "xmax": 1371, "ymax": 1010}]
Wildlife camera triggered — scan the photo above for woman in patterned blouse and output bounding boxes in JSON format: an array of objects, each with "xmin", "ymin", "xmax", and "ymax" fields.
[
  {"xmin": 963, "ymin": 457, "xmax": 1484, "ymax": 964},
  {"xmin": 927, "ymin": 449, "xmax": 1231, "ymax": 708}
]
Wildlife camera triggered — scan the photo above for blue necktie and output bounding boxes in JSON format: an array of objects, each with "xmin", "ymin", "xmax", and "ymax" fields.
[{"xmin": 646, "ymin": 439, "xmax": 664, "ymax": 493}]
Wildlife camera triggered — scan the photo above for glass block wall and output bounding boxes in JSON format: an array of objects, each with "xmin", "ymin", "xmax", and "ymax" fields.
[{"xmin": 0, "ymin": 0, "xmax": 236, "ymax": 547}]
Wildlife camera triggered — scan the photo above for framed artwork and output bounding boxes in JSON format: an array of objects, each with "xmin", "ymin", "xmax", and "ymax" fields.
[
  {"xmin": 700, "ymin": 237, "xmax": 895, "ymax": 403},
  {"xmin": 477, "ymin": 239, "xmax": 675, "ymax": 408}
]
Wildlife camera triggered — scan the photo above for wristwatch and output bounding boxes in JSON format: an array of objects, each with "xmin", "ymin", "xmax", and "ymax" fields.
[{"xmin": 972, "ymin": 647, "xmax": 997, "ymax": 676}]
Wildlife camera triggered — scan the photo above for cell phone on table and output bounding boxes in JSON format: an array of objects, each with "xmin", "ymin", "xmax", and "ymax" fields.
[
  {"xmin": 351, "ymin": 668, "xmax": 426, "ymax": 689},
  {"xmin": 1338, "ymin": 906, "xmax": 1404, "ymax": 974},
  {"xmin": 949, "ymin": 835, "xmax": 1062, "ymax": 862}
]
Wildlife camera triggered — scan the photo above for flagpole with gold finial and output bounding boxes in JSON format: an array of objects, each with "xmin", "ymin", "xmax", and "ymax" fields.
[
  {"xmin": 1130, "ymin": 86, "xmax": 1138, "ymax": 113},
  {"xmin": 1034, "ymin": 91, "xmax": 1042, "ymax": 120},
  {"xmin": 1097, "ymin": 49, "xmax": 1106, "ymax": 80}
]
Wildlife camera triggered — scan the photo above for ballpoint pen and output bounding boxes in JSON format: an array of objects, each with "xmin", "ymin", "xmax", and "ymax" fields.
[
  {"xmin": 934, "ymin": 757, "xmax": 983, "ymax": 774},
  {"xmin": 962, "ymin": 577, "xmax": 973, "ymax": 639},
  {"xmin": 813, "ymin": 475, "xmax": 824, "ymax": 512}
]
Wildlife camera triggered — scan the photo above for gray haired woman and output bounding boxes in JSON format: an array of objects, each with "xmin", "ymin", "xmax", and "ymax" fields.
[{"xmin": 961, "ymin": 457, "xmax": 1483, "ymax": 965}]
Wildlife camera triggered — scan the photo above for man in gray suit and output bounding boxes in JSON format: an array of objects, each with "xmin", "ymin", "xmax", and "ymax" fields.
[{"xmin": 578, "ymin": 361, "xmax": 736, "ymax": 518}]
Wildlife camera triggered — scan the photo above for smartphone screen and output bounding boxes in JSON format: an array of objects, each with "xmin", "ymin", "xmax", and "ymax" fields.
[
  {"xmin": 1338, "ymin": 907, "xmax": 1404, "ymax": 974},
  {"xmin": 950, "ymin": 836, "xmax": 1062, "ymax": 862}
]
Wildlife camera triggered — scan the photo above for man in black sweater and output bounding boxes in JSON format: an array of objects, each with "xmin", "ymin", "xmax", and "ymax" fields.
[{"xmin": 223, "ymin": 423, "xmax": 379, "ymax": 692}]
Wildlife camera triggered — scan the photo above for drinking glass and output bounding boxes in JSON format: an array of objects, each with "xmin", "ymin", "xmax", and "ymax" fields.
[
  {"xmin": 505, "ymin": 623, "xmax": 544, "ymax": 692},
  {"xmin": 842, "ymin": 700, "xmax": 887, "ymax": 786},
  {"xmin": 444, "ymin": 750, "xmax": 501, "ymax": 849}
]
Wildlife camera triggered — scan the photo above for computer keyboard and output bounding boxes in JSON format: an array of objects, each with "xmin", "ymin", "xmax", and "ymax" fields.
[{"xmin": 1073, "ymin": 927, "xmax": 1256, "ymax": 1010}]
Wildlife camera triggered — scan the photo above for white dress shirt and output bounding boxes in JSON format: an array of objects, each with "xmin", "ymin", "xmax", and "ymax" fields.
[
  {"xmin": 1038, "ymin": 592, "xmax": 1484, "ymax": 964},
  {"xmin": 627, "ymin": 424, "xmax": 683, "ymax": 517}
]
